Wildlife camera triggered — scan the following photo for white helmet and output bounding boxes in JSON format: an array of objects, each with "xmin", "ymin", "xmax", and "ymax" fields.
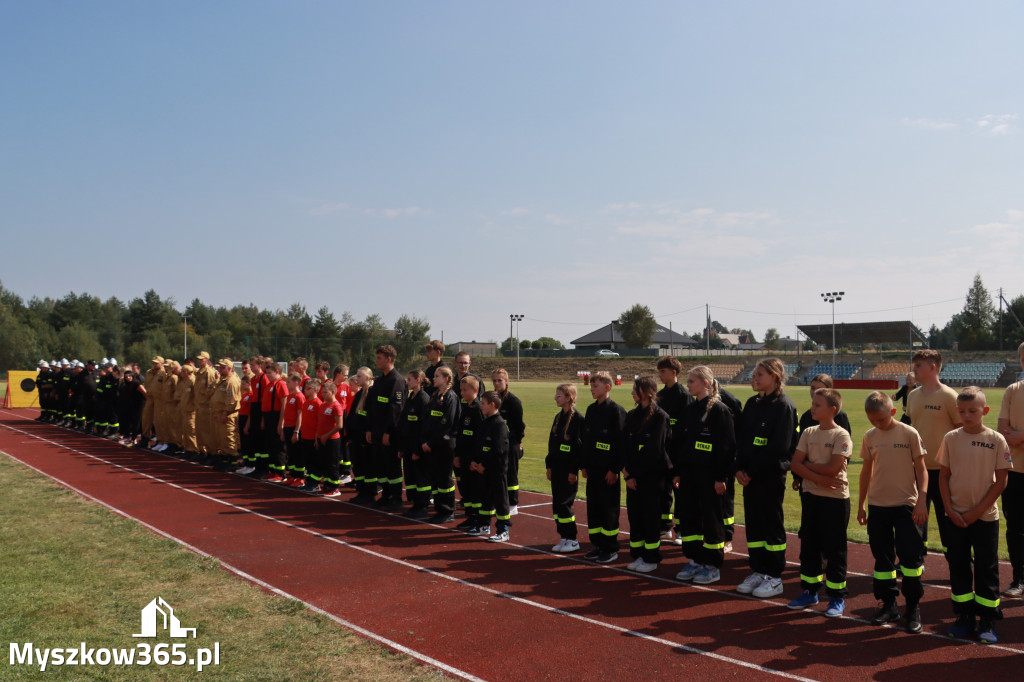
[
  {"xmin": 61, "ymin": 358, "xmax": 70, "ymax": 366},
  {"xmin": 101, "ymin": 357, "xmax": 109, "ymax": 366},
  {"xmin": 40, "ymin": 361, "xmax": 50, "ymax": 368},
  {"xmin": 109, "ymin": 357, "xmax": 118, "ymax": 367},
  {"xmin": 76, "ymin": 361, "xmax": 85, "ymax": 369}
]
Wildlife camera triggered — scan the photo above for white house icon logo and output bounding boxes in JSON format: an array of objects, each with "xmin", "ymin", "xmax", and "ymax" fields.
[{"xmin": 132, "ymin": 597, "xmax": 197, "ymax": 638}]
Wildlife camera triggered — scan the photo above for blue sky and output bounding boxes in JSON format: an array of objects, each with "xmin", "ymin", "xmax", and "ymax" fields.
[{"xmin": 2, "ymin": 2, "xmax": 1021, "ymax": 346}]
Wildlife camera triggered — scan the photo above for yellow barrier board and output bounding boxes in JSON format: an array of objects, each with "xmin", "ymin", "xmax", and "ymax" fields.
[{"xmin": 5, "ymin": 371, "xmax": 40, "ymax": 408}]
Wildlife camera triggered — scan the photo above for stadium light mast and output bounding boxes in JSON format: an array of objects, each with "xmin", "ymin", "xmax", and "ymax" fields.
[
  {"xmin": 820, "ymin": 292, "xmax": 844, "ymax": 369},
  {"xmin": 181, "ymin": 314, "xmax": 190, "ymax": 360},
  {"xmin": 510, "ymin": 314, "xmax": 524, "ymax": 381}
]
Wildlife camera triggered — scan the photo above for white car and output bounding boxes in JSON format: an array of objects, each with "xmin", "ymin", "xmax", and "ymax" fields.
[{"xmin": 595, "ymin": 349, "xmax": 620, "ymax": 357}]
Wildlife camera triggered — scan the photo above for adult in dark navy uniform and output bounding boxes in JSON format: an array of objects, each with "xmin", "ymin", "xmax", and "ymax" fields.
[
  {"xmin": 491, "ymin": 368, "xmax": 526, "ymax": 513},
  {"xmin": 657, "ymin": 357, "xmax": 691, "ymax": 543},
  {"xmin": 366, "ymin": 345, "xmax": 406, "ymax": 510}
]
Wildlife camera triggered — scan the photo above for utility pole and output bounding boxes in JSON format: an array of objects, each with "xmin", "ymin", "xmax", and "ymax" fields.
[
  {"xmin": 181, "ymin": 314, "xmax": 190, "ymax": 360},
  {"xmin": 821, "ymin": 292, "xmax": 844, "ymax": 370},
  {"xmin": 510, "ymin": 314, "xmax": 524, "ymax": 380}
]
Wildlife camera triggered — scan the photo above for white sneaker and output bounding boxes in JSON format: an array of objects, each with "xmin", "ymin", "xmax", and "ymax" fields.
[
  {"xmin": 236, "ymin": 466, "xmax": 255, "ymax": 475},
  {"xmin": 693, "ymin": 565, "xmax": 721, "ymax": 585},
  {"xmin": 626, "ymin": 558, "xmax": 644, "ymax": 571},
  {"xmin": 737, "ymin": 572, "xmax": 763, "ymax": 594},
  {"xmin": 551, "ymin": 539, "xmax": 567, "ymax": 552},
  {"xmin": 339, "ymin": 474, "xmax": 353, "ymax": 484},
  {"xmin": 561, "ymin": 539, "xmax": 580, "ymax": 552},
  {"xmin": 752, "ymin": 575, "xmax": 783, "ymax": 598},
  {"xmin": 509, "ymin": 505, "xmax": 519, "ymax": 515},
  {"xmin": 633, "ymin": 559, "xmax": 659, "ymax": 573}
]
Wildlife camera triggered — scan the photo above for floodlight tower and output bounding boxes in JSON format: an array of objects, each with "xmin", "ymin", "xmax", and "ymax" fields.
[
  {"xmin": 510, "ymin": 314, "xmax": 525, "ymax": 380},
  {"xmin": 820, "ymin": 292, "xmax": 844, "ymax": 370}
]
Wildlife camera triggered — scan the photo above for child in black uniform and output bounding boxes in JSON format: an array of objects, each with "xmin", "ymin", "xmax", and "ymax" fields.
[
  {"xmin": 399, "ymin": 370, "xmax": 432, "ymax": 518},
  {"xmin": 421, "ymin": 367, "xmax": 461, "ymax": 524},
  {"xmin": 547, "ymin": 383, "xmax": 583, "ymax": 553},
  {"xmin": 673, "ymin": 366, "xmax": 736, "ymax": 585},
  {"xmin": 622, "ymin": 376, "xmax": 672, "ymax": 573},
  {"xmin": 472, "ymin": 390, "xmax": 511, "ymax": 542},
  {"xmin": 582, "ymin": 371, "xmax": 627, "ymax": 564},
  {"xmin": 456, "ymin": 376, "xmax": 485, "ymax": 534}
]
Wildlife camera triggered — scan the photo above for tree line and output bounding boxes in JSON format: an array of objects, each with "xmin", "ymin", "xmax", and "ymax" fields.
[{"xmin": 0, "ymin": 282, "xmax": 431, "ymax": 373}]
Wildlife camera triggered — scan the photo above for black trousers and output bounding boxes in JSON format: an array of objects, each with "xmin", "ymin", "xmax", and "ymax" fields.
[
  {"xmin": 481, "ymin": 461, "xmax": 510, "ymax": 532},
  {"xmin": 351, "ymin": 437, "xmax": 376, "ymax": 495},
  {"xmin": 586, "ymin": 474, "xmax": 621, "ymax": 552},
  {"xmin": 676, "ymin": 467, "xmax": 726, "ymax": 569},
  {"xmin": 550, "ymin": 467, "xmax": 579, "ymax": 540},
  {"xmin": 1003, "ymin": 471, "xmax": 1024, "ymax": 585},
  {"xmin": 294, "ymin": 437, "xmax": 314, "ymax": 478},
  {"xmin": 917, "ymin": 469, "xmax": 951, "ymax": 554},
  {"xmin": 282, "ymin": 427, "xmax": 300, "ymax": 477},
  {"xmin": 404, "ymin": 448, "xmax": 432, "ymax": 507},
  {"xmin": 867, "ymin": 504, "xmax": 925, "ymax": 604},
  {"xmin": 659, "ymin": 477, "xmax": 675, "ymax": 533},
  {"xmin": 429, "ymin": 440, "xmax": 456, "ymax": 516},
  {"xmin": 627, "ymin": 473, "xmax": 666, "ymax": 563},
  {"xmin": 373, "ymin": 437, "xmax": 403, "ymax": 501},
  {"xmin": 507, "ymin": 440, "xmax": 522, "ymax": 507},
  {"xmin": 248, "ymin": 406, "xmax": 265, "ymax": 466},
  {"xmin": 462, "ymin": 467, "xmax": 484, "ymax": 522},
  {"xmin": 947, "ymin": 518, "xmax": 1001, "ymax": 619},
  {"xmin": 263, "ymin": 411, "xmax": 285, "ymax": 474},
  {"xmin": 316, "ymin": 438, "xmax": 342, "ymax": 490},
  {"xmin": 743, "ymin": 473, "xmax": 788, "ymax": 578},
  {"xmin": 798, "ymin": 493, "xmax": 850, "ymax": 598},
  {"xmin": 724, "ymin": 475, "xmax": 736, "ymax": 541}
]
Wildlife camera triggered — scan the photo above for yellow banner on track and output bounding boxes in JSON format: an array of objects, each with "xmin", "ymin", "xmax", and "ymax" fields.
[{"xmin": 4, "ymin": 371, "xmax": 40, "ymax": 408}]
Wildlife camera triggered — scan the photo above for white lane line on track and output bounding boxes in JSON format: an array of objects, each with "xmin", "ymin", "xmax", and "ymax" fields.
[
  {"xmin": 0, "ymin": 423, "xmax": 833, "ymax": 678},
  {"xmin": 4, "ymin": 416, "xmax": 1023, "ymax": 660}
]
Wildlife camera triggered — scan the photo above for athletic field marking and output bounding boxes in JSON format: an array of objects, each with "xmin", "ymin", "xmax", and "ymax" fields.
[
  {"xmin": 514, "ymin": 502, "xmax": 549, "ymax": 509},
  {"xmin": 4, "ymin": 417, "xmax": 1022, "ymax": 658},
  {"xmin": 0, "ymin": 447, "xmax": 486, "ymax": 682}
]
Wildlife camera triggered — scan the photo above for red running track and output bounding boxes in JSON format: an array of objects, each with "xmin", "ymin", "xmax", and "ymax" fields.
[{"xmin": 2, "ymin": 409, "xmax": 1022, "ymax": 680}]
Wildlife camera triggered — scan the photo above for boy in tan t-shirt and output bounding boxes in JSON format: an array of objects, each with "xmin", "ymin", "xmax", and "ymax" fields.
[
  {"xmin": 997, "ymin": 340, "xmax": 1024, "ymax": 597},
  {"xmin": 937, "ymin": 387, "xmax": 1011, "ymax": 644},
  {"xmin": 906, "ymin": 349, "xmax": 961, "ymax": 554},
  {"xmin": 857, "ymin": 392, "xmax": 928, "ymax": 634},
  {"xmin": 788, "ymin": 388, "xmax": 853, "ymax": 617}
]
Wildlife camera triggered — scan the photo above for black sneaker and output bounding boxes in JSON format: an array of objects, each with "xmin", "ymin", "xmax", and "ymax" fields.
[
  {"xmin": 905, "ymin": 605, "xmax": 922, "ymax": 634},
  {"xmin": 456, "ymin": 518, "xmax": 476, "ymax": 531},
  {"xmin": 595, "ymin": 551, "xmax": 619, "ymax": 564},
  {"xmin": 870, "ymin": 602, "xmax": 900, "ymax": 626},
  {"xmin": 403, "ymin": 507, "xmax": 431, "ymax": 520},
  {"xmin": 381, "ymin": 499, "xmax": 405, "ymax": 512},
  {"xmin": 947, "ymin": 613, "xmax": 976, "ymax": 639},
  {"xmin": 583, "ymin": 548, "xmax": 602, "ymax": 561},
  {"xmin": 428, "ymin": 513, "xmax": 455, "ymax": 524}
]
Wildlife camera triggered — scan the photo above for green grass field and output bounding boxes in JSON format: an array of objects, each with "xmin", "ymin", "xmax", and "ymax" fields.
[
  {"xmin": 508, "ymin": 380, "xmax": 1010, "ymax": 557},
  {"xmin": 0, "ymin": 456, "xmax": 444, "ymax": 681}
]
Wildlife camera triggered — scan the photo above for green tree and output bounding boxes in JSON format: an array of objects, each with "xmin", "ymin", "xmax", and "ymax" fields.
[
  {"xmin": 532, "ymin": 336, "xmax": 565, "ymax": 350},
  {"xmin": 764, "ymin": 328, "xmax": 781, "ymax": 350},
  {"xmin": 618, "ymin": 304, "xmax": 657, "ymax": 349},
  {"xmin": 953, "ymin": 274, "xmax": 997, "ymax": 347},
  {"xmin": 393, "ymin": 314, "xmax": 430, "ymax": 367}
]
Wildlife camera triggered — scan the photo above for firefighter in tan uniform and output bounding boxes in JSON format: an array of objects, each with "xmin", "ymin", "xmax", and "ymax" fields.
[
  {"xmin": 142, "ymin": 357, "xmax": 164, "ymax": 444},
  {"xmin": 193, "ymin": 351, "xmax": 218, "ymax": 459},
  {"xmin": 176, "ymin": 364, "xmax": 198, "ymax": 459},
  {"xmin": 211, "ymin": 359, "xmax": 241, "ymax": 471}
]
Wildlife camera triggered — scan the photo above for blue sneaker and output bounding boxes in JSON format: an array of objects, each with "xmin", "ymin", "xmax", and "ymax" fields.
[
  {"xmin": 787, "ymin": 590, "xmax": 819, "ymax": 610},
  {"xmin": 976, "ymin": 619, "xmax": 997, "ymax": 644},
  {"xmin": 824, "ymin": 598, "xmax": 845, "ymax": 617},
  {"xmin": 675, "ymin": 562, "xmax": 702, "ymax": 581}
]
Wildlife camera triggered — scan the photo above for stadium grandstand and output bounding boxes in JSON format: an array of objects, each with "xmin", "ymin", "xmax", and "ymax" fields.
[
  {"xmin": 868, "ymin": 362, "xmax": 911, "ymax": 380},
  {"xmin": 743, "ymin": 363, "xmax": 799, "ymax": 381},
  {"xmin": 703, "ymin": 363, "xmax": 745, "ymax": 382},
  {"xmin": 939, "ymin": 362, "xmax": 1006, "ymax": 387}
]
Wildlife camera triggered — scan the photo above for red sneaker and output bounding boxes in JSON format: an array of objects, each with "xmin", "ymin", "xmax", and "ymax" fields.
[
  {"xmin": 266, "ymin": 474, "xmax": 284, "ymax": 483},
  {"xmin": 287, "ymin": 478, "xmax": 306, "ymax": 488}
]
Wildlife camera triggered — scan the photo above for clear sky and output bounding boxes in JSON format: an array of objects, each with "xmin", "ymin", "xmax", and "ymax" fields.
[{"xmin": 2, "ymin": 2, "xmax": 1021, "ymax": 347}]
